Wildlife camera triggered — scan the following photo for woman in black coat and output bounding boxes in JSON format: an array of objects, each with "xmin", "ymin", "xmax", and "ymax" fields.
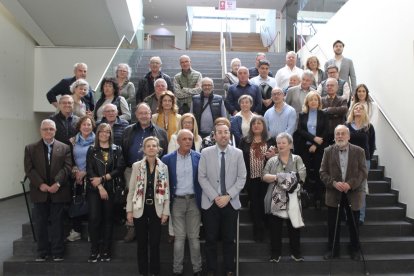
[
  {"xmin": 86, "ymin": 123, "xmax": 125, "ymax": 262},
  {"xmin": 293, "ymin": 91, "xmax": 329, "ymax": 208},
  {"xmin": 238, "ymin": 115, "xmax": 276, "ymax": 241}
]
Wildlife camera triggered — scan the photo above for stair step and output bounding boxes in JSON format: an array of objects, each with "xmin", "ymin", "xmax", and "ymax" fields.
[{"xmin": 5, "ymin": 254, "xmax": 414, "ymax": 275}]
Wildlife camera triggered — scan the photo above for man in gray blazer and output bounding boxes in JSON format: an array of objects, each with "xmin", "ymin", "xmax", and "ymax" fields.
[
  {"xmin": 24, "ymin": 119, "xmax": 72, "ymax": 262},
  {"xmin": 320, "ymin": 125, "xmax": 367, "ymax": 261},
  {"xmin": 285, "ymin": 70, "xmax": 315, "ymax": 115},
  {"xmin": 198, "ymin": 118, "xmax": 246, "ymax": 276},
  {"xmin": 324, "ymin": 40, "xmax": 357, "ymax": 93}
]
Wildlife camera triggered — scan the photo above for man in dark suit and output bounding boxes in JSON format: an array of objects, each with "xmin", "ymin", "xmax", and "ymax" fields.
[
  {"xmin": 320, "ymin": 125, "xmax": 368, "ymax": 260},
  {"xmin": 198, "ymin": 118, "xmax": 246, "ymax": 276},
  {"xmin": 162, "ymin": 129, "xmax": 202, "ymax": 276},
  {"xmin": 321, "ymin": 78, "xmax": 348, "ymax": 144},
  {"xmin": 46, "ymin": 62, "xmax": 95, "ymax": 111},
  {"xmin": 24, "ymin": 119, "xmax": 72, "ymax": 262}
]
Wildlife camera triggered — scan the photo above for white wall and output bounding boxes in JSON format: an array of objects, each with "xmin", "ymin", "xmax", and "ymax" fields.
[
  {"xmin": 34, "ymin": 47, "xmax": 116, "ymax": 112},
  {"xmin": 298, "ymin": 0, "xmax": 414, "ymax": 217},
  {"xmin": 144, "ymin": 25, "xmax": 187, "ymax": 50},
  {"xmin": 0, "ymin": 3, "xmax": 38, "ymax": 199}
]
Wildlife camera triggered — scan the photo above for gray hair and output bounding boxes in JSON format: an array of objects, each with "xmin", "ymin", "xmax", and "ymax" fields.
[
  {"xmin": 302, "ymin": 70, "xmax": 315, "ymax": 80},
  {"xmin": 230, "ymin": 58, "xmax": 241, "ymax": 67},
  {"xmin": 177, "ymin": 129, "xmax": 194, "ymax": 141},
  {"xmin": 201, "ymin": 77, "xmax": 214, "ymax": 87},
  {"xmin": 238, "ymin": 94, "xmax": 253, "ymax": 105},
  {"xmin": 276, "ymin": 132, "xmax": 293, "ymax": 144},
  {"xmin": 73, "ymin": 62, "xmax": 87, "ymax": 70},
  {"xmin": 69, "ymin": 78, "xmax": 89, "ymax": 93},
  {"xmin": 286, "ymin": 51, "xmax": 297, "ymax": 58},
  {"xmin": 154, "ymin": 78, "xmax": 167, "ymax": 87},
  {"xmin": 103, "ymin": 103, "xmax": 118, "ymax": 113},
  {"xmin": 115, "ymin": 63, "xmax": 132, "ymax": 79},
  {"xmin": 41, "ymin": 119, "xmax": 56, "ymax": 129}
]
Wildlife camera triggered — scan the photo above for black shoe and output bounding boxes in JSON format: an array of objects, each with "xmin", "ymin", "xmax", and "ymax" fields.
[
  {"xmin": 291, "ymin": 254, "xmax": 304, "ymax": 262},
  {"xmin": 350, "ymin": 249, "xmax": 361, "ymax": 261},
  {"xmin": 269, "ymin": 255, "xmax": 281, "ymax": 262},
  {"xmin": 323, "ymin": 250, "xmax": 339, "ymax": 260},
  {"xmin": 194, "ymin": 271, "xmax": 202, "ymax": 276},
  {"xmin": 35, "ymin": 254, "xmax": 48, "ymax": 262},
  {"xmin": 100, "ymin": 252, "xmax": 111, "ymax": 262},
  {"xmin": 359, "ymin": 220, "xmax": 364, "ymax": 226},
  {"xmin": 52, "ymin": 256, "xmax": 64, "ymax": 262},
  {"xmin": 88, "ymin": 252, "xmax": 99, "ymax": 263},
  {"xmin": 173, "ymin": 273, "xmax": 183, "ymax": 276}
]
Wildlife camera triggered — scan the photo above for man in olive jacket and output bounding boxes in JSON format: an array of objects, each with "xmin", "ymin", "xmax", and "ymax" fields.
[{"xmin": 24, "ymin": 119, "xmax": 72, "ymax": 261}]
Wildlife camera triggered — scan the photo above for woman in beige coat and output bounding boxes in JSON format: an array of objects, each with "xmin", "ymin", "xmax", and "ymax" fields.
[{"xmin": 126, "ymin": 136, "xmax": 169, "ymax": 276}]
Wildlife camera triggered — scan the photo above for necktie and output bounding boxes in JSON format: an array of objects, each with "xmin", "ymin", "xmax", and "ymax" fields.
[
  {"xmin": 220, "ymin": 152, "xmax": 226, "ymax": 195},
  {"xmin": 47, "ymin": 144, "xmax": 53, "ymax": 164}
]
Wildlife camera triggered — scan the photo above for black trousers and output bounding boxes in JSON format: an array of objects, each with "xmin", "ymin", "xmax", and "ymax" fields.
[
  {"xmin": 134, "ymin": 203, "xmax": 162, "ymax": 275},
  {"xmin": 268, "ymin": 215, "xmax": 301, "ymax": 256},
  {"xmin": 327, "ymin": 193, "xmax": 360, "ymax": 253},
  {"xmin": 33, "ymin": 201, "xmax": 65, "ymax": 256},
  {"xmin": 301, "ymin": 147, "xmax": 325, "ymax": 201},
  {"xmin": 88, "ymin": 190, "xmax": 114, "ymax": 253},
  {"xmin": 203, "ymin": 203, "xmax": 238, "ymax": 274},
  {"xmin": 246, "ymin": 177, "xmax": 268, "ymax": 237}
]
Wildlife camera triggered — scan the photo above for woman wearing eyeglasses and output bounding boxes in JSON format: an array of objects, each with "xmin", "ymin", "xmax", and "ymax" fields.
[{"xmin": 86, "ymin": 123, "xmax": 125, "ymax": 263}]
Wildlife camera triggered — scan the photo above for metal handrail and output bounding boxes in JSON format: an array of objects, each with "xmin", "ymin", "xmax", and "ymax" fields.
[
  {"xmin": 94, "ymin": 35, "xmax": 128, "ymax": 92},
  {"xmin": 370, "ymin": 94, "xmax": 414, "ymax": 158},
  {"xmin": 94, "ymin": 27, "xmax": 144, "ymax": 94}
]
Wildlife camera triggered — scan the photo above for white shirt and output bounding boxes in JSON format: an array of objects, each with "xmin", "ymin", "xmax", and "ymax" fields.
[{"xmin": 275, "ymin": 65, "xmax": 304, "ymax": 90}]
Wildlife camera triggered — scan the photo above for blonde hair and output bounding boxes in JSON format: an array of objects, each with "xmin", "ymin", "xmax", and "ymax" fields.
[
  {"xmin": 178, "ymin": 113, "xmax": 201, "ymax": 143},
  {"xmin": 302, "ymin": 91, "xmax": 322, "ymax": 113},
  {"xmin": 347, "ymin": 102, "xmax": 370, "ymax": 130},
  {"xmin": 142, "ymin": 136, "xmax": 162, "ymax": 156}
]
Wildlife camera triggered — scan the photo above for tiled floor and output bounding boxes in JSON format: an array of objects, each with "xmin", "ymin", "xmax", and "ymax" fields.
[{"xmin": 0, "ymin": 195, "xmax": 29, "ymax": 276}]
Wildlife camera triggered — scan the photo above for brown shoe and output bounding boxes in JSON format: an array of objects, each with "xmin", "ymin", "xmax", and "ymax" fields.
[
  {"xmin": 124, "ymin": 226, "xmax": 135, "ymax": 242},
  {"xmin": 168, "ymin": 235, "xmax": 175, "ymax": 244}
]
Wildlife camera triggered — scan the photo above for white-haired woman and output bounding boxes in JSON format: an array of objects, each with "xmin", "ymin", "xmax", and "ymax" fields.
[
  {"xmin": 223, "ymin": 58, "xmax": 241, "ymax": 92},
  {"xmin": 70, "ymin": 79, "xmax": 92, "ymax": 117},
  {"xmin": 115, "ymin": 63, "xmax": 136, "ymax": 110},
  {"xmin": 263, "ymin": 132, "xmax": 306, "ymax": 263}
]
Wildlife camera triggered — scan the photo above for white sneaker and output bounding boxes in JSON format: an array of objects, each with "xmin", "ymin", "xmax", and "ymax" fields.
[{"xmin": 66, "ymin": 229, "xmax": 81, "ymax": 242}]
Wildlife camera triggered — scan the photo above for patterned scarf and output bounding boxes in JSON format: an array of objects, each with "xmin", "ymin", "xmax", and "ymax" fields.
[{"xmin": 132, "ymin": 157, "xmax": 169, "ymax": 209}]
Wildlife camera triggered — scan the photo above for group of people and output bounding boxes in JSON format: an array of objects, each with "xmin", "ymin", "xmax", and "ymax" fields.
[{"xmin": 23, "ymin": 39, "xmax": 376, "ymax": 275}]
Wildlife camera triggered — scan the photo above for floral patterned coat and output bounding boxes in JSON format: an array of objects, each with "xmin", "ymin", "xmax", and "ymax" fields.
[{"xmin": 126, "ymin": 156, "xmax": 170, "ymax": 218}]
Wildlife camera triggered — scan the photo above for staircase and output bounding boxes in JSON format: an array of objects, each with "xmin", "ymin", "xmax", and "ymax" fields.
[
  {"xmin": 128, "ymin": 49, "xmax": 286, "ymax": 98},
  {"xmin": 189, "ymin": 32, "xmax": 268, "ymax": 53},
  {"xmin": 4, "ymin": 154, "xmax": 414, "ymax": 275}
]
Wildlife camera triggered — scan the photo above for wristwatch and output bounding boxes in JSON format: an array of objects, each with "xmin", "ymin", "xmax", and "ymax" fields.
[{"xmin": 56, "ymin": 182, "xmax": 61, "ymax": 188}]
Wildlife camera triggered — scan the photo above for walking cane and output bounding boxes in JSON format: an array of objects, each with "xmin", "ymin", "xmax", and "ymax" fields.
[
  {"xmin": 328, "ymin": 197, "xmax": 342, "ymax": 276},
  {"xmin": 236, "ymin": 211, "xmax": 240, "ymax": 276},
  {"xmin": 348, "ymin": 203, "xmax": 369, "ymax": 275},
  {"xmin": 21, "ymin": 176, "xmax": 36, "ymax": 242}
]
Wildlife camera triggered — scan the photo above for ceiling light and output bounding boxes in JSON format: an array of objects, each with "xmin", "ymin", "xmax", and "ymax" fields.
[{"xmin": 160, "ymin": 22, "xmax": 164, "ymax": 26}]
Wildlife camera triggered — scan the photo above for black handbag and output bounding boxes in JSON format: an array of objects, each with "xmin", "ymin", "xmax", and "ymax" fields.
[
  {"xmin": 68, "ymin": 179, "xmax": 88, "ymax": 218},
  {"xmin": 113, "ymin": 176, "xmax": 127, "ymax": 205}
]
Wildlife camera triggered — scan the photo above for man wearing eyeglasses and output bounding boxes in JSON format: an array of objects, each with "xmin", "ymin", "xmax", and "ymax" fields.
[
  {"xmin": 24, "ymin": 119, "xmax": 72, "ymax": 262},
  {"xmin": 174, "ymin": 55, "xmax": 202, "ymax": 114},
  {"xmin": 49, "ymin": 95, "xmax": 79, "ymax": 145},
  {"xmin": 136, "ymin": 56, "xmax": 174, "ymax": 104},
  {"xmin": 190, "ymin": 77, "xmax": 227, "ymax": 138}
]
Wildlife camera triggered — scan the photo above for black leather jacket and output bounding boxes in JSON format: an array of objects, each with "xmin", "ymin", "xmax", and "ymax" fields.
[{"xmin": 86, "ymin": 144, "xmax": 125, "ymax": 192}]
